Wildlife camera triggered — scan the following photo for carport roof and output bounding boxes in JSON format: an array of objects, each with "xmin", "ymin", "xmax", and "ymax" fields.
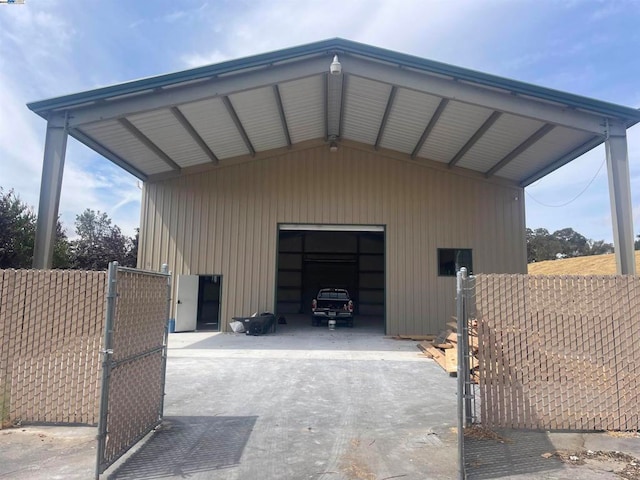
[{"xmin": 28, "ymin": 38, "xmax": 640, "ymax": 186}]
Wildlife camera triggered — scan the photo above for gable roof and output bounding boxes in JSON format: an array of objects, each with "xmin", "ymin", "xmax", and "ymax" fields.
[{"xmin": 28, "ymin": 38, "xmax": 640, "ymax": 186}]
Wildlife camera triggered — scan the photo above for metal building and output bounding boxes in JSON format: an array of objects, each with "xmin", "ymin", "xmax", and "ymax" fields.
[{"xmin": 28, "ymin": 39, "xmax": 640, "ymax": 335}]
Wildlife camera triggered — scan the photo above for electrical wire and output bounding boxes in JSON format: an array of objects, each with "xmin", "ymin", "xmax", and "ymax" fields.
[{"xmin": 525, "ymin": 157, "xmax": 606, "ymax": 208}]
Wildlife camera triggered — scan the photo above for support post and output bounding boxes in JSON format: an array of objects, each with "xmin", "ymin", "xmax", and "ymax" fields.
[
  {"xmin": 33, "ymin": 117, "xmax": 68, "ymax": 269},
  {"xmin": 605, "ymin": 122, "xmax": 636, "ymax": 275}
]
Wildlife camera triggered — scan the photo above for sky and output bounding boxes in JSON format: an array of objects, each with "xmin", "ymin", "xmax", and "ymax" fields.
[{"xmin": 1, "ymin": 0, "xmax": 639, "ymax": 243}]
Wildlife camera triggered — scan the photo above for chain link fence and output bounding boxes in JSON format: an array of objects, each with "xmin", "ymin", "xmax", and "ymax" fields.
[
  {"xmin": 473, "ymin": 274, "xmax": 640, "ymax": 431},
  {"xmin": 0, "ymin": 269, "xmax": 106, "ymax": 428}
]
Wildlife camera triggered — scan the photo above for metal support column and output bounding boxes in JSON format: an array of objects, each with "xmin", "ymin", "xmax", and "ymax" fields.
[
  {"xmin": 605, "ymin": 121, "xmax": 636, "ymax": 275},
  {"xmin": 33, "ymin": 116, "xmax": 68, "ymax": 269}
]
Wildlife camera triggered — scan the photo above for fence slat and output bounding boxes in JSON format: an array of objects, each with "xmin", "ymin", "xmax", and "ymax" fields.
[{"xmin": 475, "ymin": 273, "xmax": 639, "ymax": 431}]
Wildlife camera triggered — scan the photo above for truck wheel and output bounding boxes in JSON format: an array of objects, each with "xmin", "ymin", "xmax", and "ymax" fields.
[
  {"xmin": 348, "ymin": 320, "xmax": 354, "ymax": 328},
  {"xmin": 311, "ymin": 317, "xmax": 317, "ymax": 327}
]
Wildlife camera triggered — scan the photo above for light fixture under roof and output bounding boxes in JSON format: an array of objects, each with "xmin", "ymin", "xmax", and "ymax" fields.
[{"xmin": 330, "ymin": 55, "xmax": 342, "ymax": 75}]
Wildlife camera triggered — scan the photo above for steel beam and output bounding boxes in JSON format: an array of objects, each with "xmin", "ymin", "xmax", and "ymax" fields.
[
  {"xmin": 605, "ymin": 122, "xmax": 635, "ymax": 274},
  {"xmin": 326, "ymin": 71, "xmax": 344, "ymax": 139},
  {"xmin": 449, "ymin": 111, "xmax": 501, "ymax": 167},
  {"xmin": 411, "ymin": 98, "xmax": 448, "ymax": 159},
  {"xmin": 273, "ymin": 85, "xmax": 292, "ymax": 147},
  {"xmin": 222, "ymin": 96, "xmax": 255, "ymax": 156},
  {"xmin": 375, "ymin": 86, "xmax": 397, "ymax": 150},
  {"xmin": 118, "ymin": 118, "xmax": 181, "ymax": 171},
  {"xmin": 170, "ymin": 106, "xmax": 219, "ymax": 164},
  {"xmin": 520, "ymin": 135, "xmax": 603, "ymax": 187},
  {"xmin": 69, "ymin": 128, "xmax": 148, "ymax": 180},
  {"xmin": 33, "ymin": 119, "xmax": 68, "ymax": 269},
  {"xmin": 485, "ymin": 124, "xmax": 555, "ymax": 178}
]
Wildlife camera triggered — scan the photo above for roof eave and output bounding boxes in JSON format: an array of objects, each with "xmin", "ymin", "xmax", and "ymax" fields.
[{"xmin": 27, "ymin": 38, "xmax": 640, "ymax": 125}]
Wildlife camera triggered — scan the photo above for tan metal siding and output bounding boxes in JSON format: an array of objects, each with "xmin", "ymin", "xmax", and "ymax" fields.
[{"xmin": 140, "ymin": 144, "xmax": 526, "ymax": 335}]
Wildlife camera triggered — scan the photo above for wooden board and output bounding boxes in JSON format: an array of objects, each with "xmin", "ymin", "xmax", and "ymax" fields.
[
  {"xmin": 424, "ymin": 345, "xmax": 458, "ymax": 374},
  {"xmin": 395, "ymin": 334, "xmax": 437, "ymax": 341}
]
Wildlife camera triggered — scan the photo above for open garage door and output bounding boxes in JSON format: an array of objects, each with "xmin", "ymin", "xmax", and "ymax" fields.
[{"xmin": 277, "ymin": 225, "xmax": 385, "ymax": 331}]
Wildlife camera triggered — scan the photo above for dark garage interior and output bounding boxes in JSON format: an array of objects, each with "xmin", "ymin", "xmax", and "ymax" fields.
[{"xmin": 276, "ymin": 228, "xmax": 385, "ymax": 329}]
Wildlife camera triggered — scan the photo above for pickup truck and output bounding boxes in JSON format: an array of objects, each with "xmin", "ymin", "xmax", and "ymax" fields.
[{"xmin": 311, "ymin": 288, "xmax": 354, "ymax": 327}]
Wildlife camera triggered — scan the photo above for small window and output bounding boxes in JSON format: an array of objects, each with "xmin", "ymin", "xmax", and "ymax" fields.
[{"xmin": 438, "ymin": 248, "xmax": 473, "ymax": 276}]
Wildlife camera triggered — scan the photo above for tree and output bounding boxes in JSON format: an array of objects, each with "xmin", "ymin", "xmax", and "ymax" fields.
[
  {"xmin": 123, "ymin": 228, "xmax": 139, "ymax": 268},
  {"xmin": 0, "ymin": 188, "xmax": 36, "ymax": 268},
  {"xmin": 527, "ymin": 226, "xmax": 614, "ymax": 263},
  {"xmin": 70, "ymin": 209, "xmax": 131, "ymax": 270},
  {"xmin": 552, "ymin": 227, "xmax": 589, "ymax": 257}
]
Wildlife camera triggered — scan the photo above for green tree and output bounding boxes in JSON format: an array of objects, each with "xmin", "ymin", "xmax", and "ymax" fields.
[
  {"xmin": 552, "ymin": 228, "xmax": 589, "ymax": 257},
  {"xmin": 527, "ymin": 226, "xmax": 614, "ymax": 262},
  {"xmin": 123, "ymin": 228, "xmax": 139, "ymax": 268},
  {"xmin": 0, "ymin": 188, "xmax": 36, "ymax": 268},
  {"xmin": 70, "ymin": 209, "xmax": 133, "ymax": 270}
]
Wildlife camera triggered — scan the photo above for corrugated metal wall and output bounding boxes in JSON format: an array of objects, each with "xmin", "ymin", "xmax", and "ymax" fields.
[{"xmin": 139, "ymin": 143, "xmax": 526, "ymax": 335}]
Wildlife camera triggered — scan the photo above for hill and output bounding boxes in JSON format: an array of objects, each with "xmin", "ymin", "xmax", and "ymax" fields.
[{"xmin": 528, "ymin": 251, "xmax": 640, "ymax": 275}]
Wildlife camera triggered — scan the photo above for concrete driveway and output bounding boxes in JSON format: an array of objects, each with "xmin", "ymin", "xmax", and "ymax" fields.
[{"xmin": 109, "ymin": 316, "xmax": 460, "ymax": 479}]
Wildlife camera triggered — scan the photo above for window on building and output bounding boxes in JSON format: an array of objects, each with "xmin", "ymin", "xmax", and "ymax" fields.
[{"xmin": 438, "ymin": 248, "xmax": 473, "ymax": 276}]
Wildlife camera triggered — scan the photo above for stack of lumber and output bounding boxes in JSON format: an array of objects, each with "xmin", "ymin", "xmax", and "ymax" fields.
[{"xmin": 418, "ymin": 318, "xmax": 479, "ymax": 381}]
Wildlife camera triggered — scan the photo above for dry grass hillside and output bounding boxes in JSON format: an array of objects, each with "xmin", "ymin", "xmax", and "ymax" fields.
[{"xmin": 528, "ymin": 251, "xmax": 640, "ymax": 275}]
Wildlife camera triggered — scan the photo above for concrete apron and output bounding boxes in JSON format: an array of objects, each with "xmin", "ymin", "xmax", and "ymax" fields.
[{"xmin": 148, "ymin": 324, "xmax": 460, "ymax": 480}]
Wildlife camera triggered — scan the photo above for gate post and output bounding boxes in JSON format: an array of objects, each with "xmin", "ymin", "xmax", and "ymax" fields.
[
  {"xmin": 456, "ymin": 267, "xmax": 467, "ymax": 480},
  {"xmin": 96, "ymin": 262, "xmax": 118, "ymax": 479},
  {"xmin": 159, "ymin": 263, "xmax": 171, "ymax": 420}
]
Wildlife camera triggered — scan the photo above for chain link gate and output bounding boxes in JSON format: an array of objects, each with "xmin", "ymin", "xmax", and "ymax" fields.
[{"xmin": 96, "ymin": 262, "xmax": 171, "ymax": 478}]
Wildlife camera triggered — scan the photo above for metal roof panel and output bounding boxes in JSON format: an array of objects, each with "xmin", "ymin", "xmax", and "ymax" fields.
[
  {"xmin": 127, "ymin": 109, "xmax": 213, "ymax": 168},
  {"xmin": 179, "ymin": 98, "xmax": 250, "ymax": 159},
  {"xmin": 455, "ymin": 114, "xmax": 545, "ymax": 172},
  {"xmin": 419, "ymin": 101, "xmax": 494, "ymax": 163},
  {"xmin": 80, "ymin": 121, "xmax": 173, "ymax": 175},
  {"xmin": 499, "ymin": 127, "xmax": 596, "ymax": 181},
  {"xmin": 229, "ymin": 87, "xmax": 288, "ymax": 152},
  {"xmin": 379, "ymin": 88, "xmax": 442, "ymax": 154},
  {"xmin": 278, "ymin": 75, "xmax": 325, "ymax": 143},
  {"xmin": 342, "ymin": 76, "xmax": 392, "ymax": 144}
]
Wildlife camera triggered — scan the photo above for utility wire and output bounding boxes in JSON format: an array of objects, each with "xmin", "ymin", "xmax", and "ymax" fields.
[{"xmin": 525, "ymin": 157, "xmax": 606, "ymax": 208}]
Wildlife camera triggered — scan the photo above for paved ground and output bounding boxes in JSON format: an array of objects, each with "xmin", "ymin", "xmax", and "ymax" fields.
[
  {"xmin": 1, "ymin": 315, "xmax": 639, "ymax": 479},
  {"xmin": 110, "ymin": 316, "xmax": 460, "ymax": 479}
]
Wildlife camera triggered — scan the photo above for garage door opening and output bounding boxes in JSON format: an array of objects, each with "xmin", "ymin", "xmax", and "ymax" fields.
[{"xmin": 276, "ymin": 225, "xmax": 385, "ymax": 332}]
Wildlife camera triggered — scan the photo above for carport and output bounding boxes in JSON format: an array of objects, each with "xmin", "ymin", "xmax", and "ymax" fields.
[{"xmin": 27, "ymin": 38, "xmax": 640, "ymax": 333}]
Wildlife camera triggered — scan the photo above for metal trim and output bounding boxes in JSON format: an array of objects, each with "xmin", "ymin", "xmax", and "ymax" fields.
[
  {"xmin": 118, "ymin": 118, "xmax": 181, "ymax": 171},
  {"xmin": 448, "ymin": 111, "xmax": 502, "ymax": 168},
  {"xmin": 222, "ymin": 96, "xmax": 255, "ymax": 156},
  {"xmin": 485, "ymin": 124, "xmax": 555, "ymax": 178},
  {"xmin": 170, "ymin": 106, "xmax": 219, "ymax": 164},
  {"xmin": 411, "ymin": 98, "xmax": 448, "ymax": 159},
  {"xmin": 279, "ymin": 223, "xmax": 385, "ymax": 232}
]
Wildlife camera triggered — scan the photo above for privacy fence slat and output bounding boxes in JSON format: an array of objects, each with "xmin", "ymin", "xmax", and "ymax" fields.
[
  {"xmin": 0, "ymin": 269, "xmax": 106, "ymax": 428},
  {"xmin": 475, "ymin": 274, "xmax": 640, "ymax": 431}
]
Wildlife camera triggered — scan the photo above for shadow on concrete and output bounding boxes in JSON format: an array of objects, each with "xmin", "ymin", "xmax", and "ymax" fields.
[
  {"xmin": 107, "ymin": 416, "xmax": 257, "ymax": 479},
  {"xmin": 464, "ymin": 429, "xmax": 563, "ymax": 479}
]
